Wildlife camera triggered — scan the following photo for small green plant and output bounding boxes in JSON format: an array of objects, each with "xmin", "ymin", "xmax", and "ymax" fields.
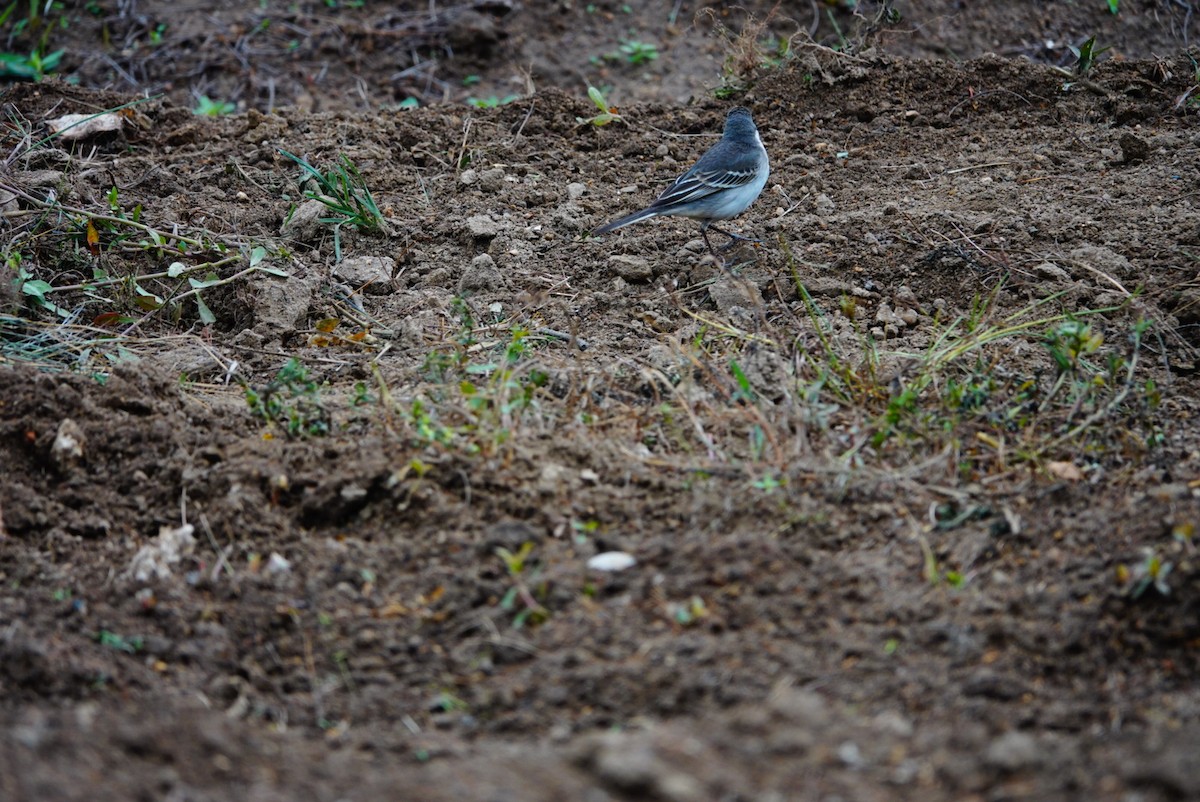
[
  {"xmin": 455, "ymin": 327, "xmax": 549, "ymax": 451},
  {"xmin": 1070, "ymin": 35, "xmax": 1111, "ymax": 77},
  {"xmin": 1107, "ymin": 0, "xmax": 1119, "ymax": 13},
  {"xmin": 0, "ymin": 47, "xmax": 63, "ymax": 80},
  {"xmin": 599, "ymin": 40, "xmax": 658, "ymax": 67},
  {"xmin": 576, "ymin": 86, "xmax": 622, "ymax": 127},
  {"xmin": 1043, "ymin": 318, "xmax": 1103, "ymax": 375},
  {"xmin": 350, "ymin": 380, "xmax": 372, "ymax": 406},
  {"xmin": 618, "ymin": 40, "xmax": 658, "ymax": 65},
  {"xmin": 752, "ymin": 473, "xmax": 783, "ymax": 493},
  {"xmin": 570, "ymin": 518, "xmax": 600, "ymax": 545},
  {"xmin": 97, "ymin": 630, "xmax": 144, "ymax": 654},
  {"xmin": 244, "ymin": 357, "xmax": 331, "ymax": 436},
  {"xmin": 0, "ymin": 0, "xmax": 67, "ymax": 80},
  {"xmin": 1122, "ymin": 548, "xmax": 1173, "ymax": 598},
  {"xmin": 279, "ymin": 149, "xmax": 385, "ymax": 261},
  {"xmin": 670, "ymin": 596, "xmax": 709, "ymax": 626},
  {"xmin": 193, "ymin": 95, "xmax": 235, "ymax": 116},
  {"xmin": 466, "ymin": 94, "xmax": 520, "ymax": 109},
  {"xmin": 496, "ymin": 542, "xmax": 549, "ymax": 628}
]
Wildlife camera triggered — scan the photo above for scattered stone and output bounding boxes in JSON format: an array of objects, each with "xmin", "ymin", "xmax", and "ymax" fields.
[
  {"xmin": 264, "ymin": 552, "xmax": 292, "ymax": 577},
  {"xmin": 1034, "ymin": 261, "xmax": 1070, "ymax": 281},
  {"xmin": 577, "ymin": 732, "xmax": 705, "ymax": 802},
  {"xmin": 836, "ymin": 740, "xmax": 864, "ymax": 768},
  {"xmin": 894, "ymin": 285, "xmax": 919, "ymax": 309},
  {"xmin": 984, "ymin": 731, "xmax": 1042, "ymax": 772},
  {"xmin": 465, "ymin": 214, "xmax": 500, "ymax": 240},
  {"xmin": 128, "ymin": 524, "xmax": 197, "ymax": 583},
  {"xmin": 280, "ymin": 199, "xmax": 327, "ymax": 242},
  {"xmin": 20, "ymin": 169, "xmax": 64, "ymax": 189},
  {"xmin": 537, "ymin": 463, "xmax": 572, "ymax": 495},
  {"xmin": 587, "ymin": 552, "xmax": 637, "ymax": 572},
  {"xmin": 333, "ymin": 255, "xmax": 395, "ymax": 291},
  {"xmin": 709, "ymin": 274, "xmax": 764, "ymax": 313},
  {"xmin": 1117, "ymin": 132, "xmax": 1150, "ymax": 164},
  {"xmin": 1068, "ymin": 244, "xmax": 1133, "ymax": 280},
  {"xmin": 252, "ymin": 272, "xmax": 318, "ymax": 340},
  {"xmin": 608, "ymin": 254, "xmax": 653, "ymax": 282},
  {"xmin": 458, "ymin": 253, "xmax": 506, "ymax": 293},
  {"xmin": 479, "ymin": 167, "xmax": 506, "ymax": 192},
  {"xmin": 51, "ymin": 418, "xmax": 86, "ymax": 470},
  {"xmin": 565, "ymin": 182, "xmax": 586, "ymax": 201},
  {"xmin": 874, "ymin": 301, "xmax": 905, "ymax": 328},
  {"xmin": 339, "ymin": 484, "xmax": 368, "ymax": 503},
  {"xmin": 45, "ymin": 111, "xmax": 123, "ymax": 140},
  {"xmin": 814, "ymin": 193, "xmax": 836, "ymax": 216},
  {"xmin": 459, "ymin": 168, "xmax": 478, "ymax": 186}
]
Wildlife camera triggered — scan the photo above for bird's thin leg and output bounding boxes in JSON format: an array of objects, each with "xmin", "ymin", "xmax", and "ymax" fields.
[
  {"xmin": 707, "ymin": 224, "xmax": 762, "ymax": 249},
  {"xmin": 700, "ymin": 224, "xmax": 723, "ymax": 263}
]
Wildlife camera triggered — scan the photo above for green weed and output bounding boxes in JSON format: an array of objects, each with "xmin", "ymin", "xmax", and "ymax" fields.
[
  {"xmin": 496, "ymin": 542, "xmax": 549, "ymax": 628},
  {"xmin": 279, "ymin": 149, "xmax": 385, "ymax": 261},
  {"xmin": 0, "ymin": 46, "xmax": 62, "ymax": 80},
  {"xmin": 97, "ymin": 629, "xmax": 143, "ymax": 654},
  {"xmin": 193, "ymin": 95, "xmax": 235, "ymax": 116},
  {"xmin": 1070, "ymin": 35, "xmax": 1110, "ymax": 77},
  {"xmin": 576, "ymin": 86, "xmax": 623, "ymax": 127},
  {"xmin": 466, "ymin": 94, "xmax": 520, "ymax": 109},
  {"xmin": 244, "ymin": 357, "xmax": 332, "ymax": 437}
]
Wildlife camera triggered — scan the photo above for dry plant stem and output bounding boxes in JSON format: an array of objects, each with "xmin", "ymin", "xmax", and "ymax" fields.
[
  {"xmin": 47, "ymin": 255, "xmax": 241, "ymax": 293},
  {"xmin": 0, "ymin": 180, "xmax": 224, "ymax": 252},
  {"xmin": 119, "ymin": 261, "xmax": 279, "ymax": 335},
  {"xmin": 1039, "ymin": 340, "xmax": 1142, "ymax": 455},
  {"xmin": 643, "ymin": 363, "xmax": 724, "ymax": 461}
]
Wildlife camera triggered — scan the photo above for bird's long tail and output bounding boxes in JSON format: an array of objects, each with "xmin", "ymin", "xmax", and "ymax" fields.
[{"xmin": 591, "ymin": 207, "xmax": 659, "ymax": 237}]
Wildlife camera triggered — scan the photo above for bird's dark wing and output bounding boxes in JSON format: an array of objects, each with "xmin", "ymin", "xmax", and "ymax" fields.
[{"xmin": 647, "ymin": 141, "xmax": 763, "ymax": 210}]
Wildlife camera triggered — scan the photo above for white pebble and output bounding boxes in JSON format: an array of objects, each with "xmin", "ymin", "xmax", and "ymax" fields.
[{"xmin": 587, "ymin": 551, "xmax": 636, "ymax": 572}]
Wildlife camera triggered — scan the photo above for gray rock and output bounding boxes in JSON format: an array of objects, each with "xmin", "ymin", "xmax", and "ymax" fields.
[
  {"xmin": 333, "ymin": 255, "xmax": 395, "ymax": 291},
  {"xmin": 479, "ymin": 167, "xmax": 506, "ymax": 192},
  {"xmin": 709, "ymin": 274, "xmax": 764, "ymax": 313},
  {"xmin": 1035, "ymin": 261, "xmax": 1070, "ymax": 281},
  {"xmin": 465, "ymin": 214, "xmax": 500, "ymax": 240},
  {"xmin": 608, "ymin": 254, "xmax": 653, "ymax": 282},
  {"xmin": 458, "ymin": 253, "xmax": 505, "ymax": 293},
  {"xmin": 984, "ymin": 731, "xmax": 1041, "ymax": 772},
  {"xmin": 280, "ymin": 199, "xmax": 327, "ymax": 242},
  {"xmin": 1068, "ymin": 244, "xmax": 1133, "ymax": 279},
  {"xmin": 253, "ymin": 273, "xmax": 317, "ymax": 339}
]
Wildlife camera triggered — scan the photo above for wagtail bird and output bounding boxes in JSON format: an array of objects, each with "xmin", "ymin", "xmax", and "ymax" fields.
[{"xmin": 591, "ymin": 106, "xmax": 770, "ymax": 263}]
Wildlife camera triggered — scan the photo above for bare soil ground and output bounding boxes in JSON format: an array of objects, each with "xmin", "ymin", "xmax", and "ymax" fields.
[{"xmin": 2, "ymin": 2, "xmax": 1200, "ymax": 800}]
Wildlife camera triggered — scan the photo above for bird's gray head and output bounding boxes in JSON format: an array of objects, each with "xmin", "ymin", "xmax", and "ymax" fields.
[{"xmin": 724, "ymin": 106, "xmax": 757, "ymax": 139}]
